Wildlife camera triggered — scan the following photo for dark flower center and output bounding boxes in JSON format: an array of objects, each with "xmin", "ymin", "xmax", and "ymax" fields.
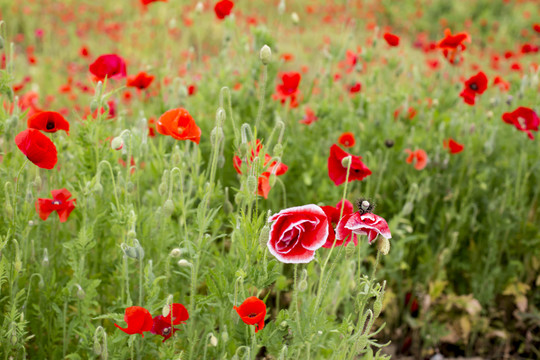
[
  {"xmin": 52, "ymin": 200, "xmax": 62, "ymax": 205},
  {"xmin": 248, "ymin": 313, "xmax": 258, "ymax": 318},
  {"xmin": 162, "ymin": 327, "xmax": 171, "ymax": 336},
  {"xmin": 46, "ymin": 121, "xmax": 55, "ymax": 130},
  {"xmin": 469, "ymin": 83, "xmax": 478, "ymax": 91}
]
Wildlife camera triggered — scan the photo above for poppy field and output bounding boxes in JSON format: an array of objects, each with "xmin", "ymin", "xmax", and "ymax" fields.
[{"xmin": 1, "ymin": 0, "xmax": 540, "ymax": 359}]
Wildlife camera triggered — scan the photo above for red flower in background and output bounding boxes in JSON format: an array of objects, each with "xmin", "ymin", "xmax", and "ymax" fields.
[
  {"xmin": 438, "ymin": 28, "xmax": 471, "ymax": 64},
  {"xmin": 493, "ymin": 76, "xmax": 510, "ymax": 92},
  {"xmin": 459, "ymin": 71, "xmax": 488, "ymax": 105},
  {"xmin": 214, "ymin": 0, "xmax": 234, "ymax": 20},
  {"xmin": 502, "ymin": 107, "xmax": 539, "ymax": 140},
  {"xmin": 348, "ymin": 82, "xmax": 362, "ymax": 94},
  {"xmin": 267, "ymin": 205, "xmax": 328, "ymax": 263},
  {"xmin": 156, "ymin": 108, "xmax": 201, "ymax": 144},
  {"xmin": 443, "ymin": 138, "xmax": 464, "ymax": 154},
  {"xmin": 339, "ymin": 211, "xmax": 392, "ymax": 244},
  {"xmin": 328, "ymin": 144, "xmax": 371, "ymax": 186},
  {"xmin": 15, "ymin": 129, "xmax": 58, "ymax": 169},
  {"xmin": 127, "ymin": 72, "xmax": 154, "ymax": 90},
  {"xmin": 89, "ymin": 54, "xmax": 127, "ymax": 81},
  {"xmin": 27, "ymin": 111, "xmax": 70, "ymax": 134},
  {"xmin": 151, "ymin": 303, "xmax": 189, "ymax": 342},
  {"xmin": 274, "ymin": 72, "xmax": 301, "ymax": 108},
  {"xmin": 534, "ymin": 24, "xmax": 540, "ymax": 33},
  {"xmin": 141, "ymin": 0, "xmax": 167, "ymax": 5},
  {"xmin": 404, "ymin": 149, "xmax": 428, "ymax": 170},
  {"xmin": 234, "ymin": 297, "xmax": 266, "ymax": 333},
  {"xmin": 321, "ymin": 200, "xmax": 356, "ymax": 248},
  {"xmin": 299, "ymin": 107, "xmax": 317, "ymax": 125},
  {"xmin": 338, "ymin": 132, "xmax": 355, "ymax": 148},
  {"xmin": 383, "ymin": 32, "xmax": 400, "ymax": 47},
  {"xmin": 35, "ymin": 189, "xmax": 76, "ymax": 222},
  {"xmin": 115, "ymin": 306, "xmax": 153, "ymax": 337}
]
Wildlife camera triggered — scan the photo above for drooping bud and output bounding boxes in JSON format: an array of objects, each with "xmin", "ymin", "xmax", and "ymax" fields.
[
  {"xmin": 259, "ymin": 224, "xmax": 270, "ymax": 247},
  {"xmin": 163, "ymin": 199, "xmax": 175, "ymax": 217},
  {"xmin": 170, "ymin": 248, "xmax": 182, "ymax": 257},
  {"xmin": 277, "ymin": 0, "xmax": 286, "ymax": 14},
  {"xmin": 195, "ymin": 1, "xmax": 204, "ymax": 13},
  {"xmin": 291, "ymin": 12, "xmax": 300, "ymax": 25},
  {"xmin": 377, "ymin": 237, "xmax": 390, "ymax": 255},
  {"xmin": 260, "ymin": 45, "xmax": 272, "ymax": 65},
  {"xmin": 341, "ymin": 156, "xmax": 352, "ymax": 168},
  {"xmin": 42, "ymin": 248, "xmax": 49, "ymax": 267},
  {"xmin": 209, "ymin": 333, "xmax": 218, "ymax": 347},
  {"xmin": 111, "ymin": 136, "xmax": 123, "ymax": 151},
  {"xmin": 178, "ymin": 259, "xmax": 192, "ymax": 267}
]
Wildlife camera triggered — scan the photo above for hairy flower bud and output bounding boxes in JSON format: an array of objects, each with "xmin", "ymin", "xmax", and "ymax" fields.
[
  {"xmin": 163, "ymin": 199, "xmax": 175, "ymax": 217},
  {"xmin": 247, "ymin": 175, "xmax": 258, "ymax": 194},
  {"xmin": 178, "ymin": 259, "xmax": 192, "ymax": 267},
  {"xmin": 341, "ymin": 156, "xmax": 352, "ymax": 168},
  {"xmin": 111, "ymin": 136, "xmax": 123, "ymax": 150},
  {"xmin": 377, "ymin": 237, "xmax": 390, "ymax": 255},
  {"xmin": 209, "ymin": 333, "xmax": 218, "ymax": 347},
  {"xmin": 170, "ymin": 248, "xmax": 182, "ymax": 257},
  {"xmin": 260, "ymin": 45, "xmax": 272, "ymax": 65},
  {"xmin": 291, "ymin": 12, "xmax": 299, "ymax": 25}
]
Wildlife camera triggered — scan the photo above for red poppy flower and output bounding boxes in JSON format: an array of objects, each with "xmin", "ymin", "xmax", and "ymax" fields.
[
  {"xmin": 233, "ymin": 297, "xmax": 266, "ymax": 333},
  {"xmin": 338, "ymin": 132, "xmax": 355, "ymax": 147},
  {"xmin": 348, "ymin": 82, "xmax": 362, "ymax": 94},
  {"xmin": 459, "ymin": 71, "xmax": 488, "ymax": 105},
  {"xmin": 273, "ymin": 72, "xmax": 301, "ymax": 108},
  {"xmin": 299, "ymin": 107, "xmax": 317, "ymax": 125},
  {"xmin": 443, "ymin": 138, "xmax": 464, "ymax": 154},
  {"xmin": 126, "ymin": 72, "xmax": 154, "ymax": 90},
  {"xmin": 115, "ymin": 306, "xmax": 153, "ymax": 337},
  {"xmin": 150, "ymin": 303, "xmax": 188, "ymax": 342},
  {"xmin": 156, "ymin": 108, "xmax": 201, "ymax": 144},
  {"xmin": 404, "ymin": 149, "xmax": 428, "ymax": 170},
  {"xmin": 328, "ymin": 144, "xmax": 371, "ymax": 186},
  {"xmin": 337, "ymin": 211, "xmax": 391, "ymax": 244},
  {"xmin": 534, "ymin": 24, "xmax": 540, "ymax": 33},
  {"xmin": 35, "ymin": 188, "xmax": 76, "ymax": 222},
  {"xmin": 268, "ymin": 204, "xmax": 329, "ymax": 263},
  {"xmin": 214, "ymin": 0, "xmax": 234, "ymax": 20},
  {"xmin": 89, "ymin": 54, "xmax": 127, "ymax": 81},
  {"xmin": 27, "ymin": 111, "xmax": 70, "ymax": 134},
  {"xmin": 383, "ymin": 32, "xmax": 400, "ymax": 47},
  {"xmin": 141, "ymin": 0, "xmax": 167, "ymax": 5},
  {"xmin": 437, "ymin": 29, "xmax": 471, "ymax": 64},
  {"xmin": 321, "ymin": 200, "xmax": 356, "ymax": 248},
  {"xmin": 15, "ymin": 129, "xmax": 58, "ymax": 169},
  {"xmin": 493, "ymin": 76, "xmax": 510, "ymax": 92},
  {"xmin": 502, "ymin": 107, "xmax": 539, "ymax": 140}
]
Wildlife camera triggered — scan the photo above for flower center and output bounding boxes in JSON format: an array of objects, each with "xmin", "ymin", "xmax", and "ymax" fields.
[
  {"xmin": 46, "ymin": 121, "xmax": 55, "ymax": 130},
  {"xmin": 517, "ymin": 117, "xmax": 527, "ymax": 129},
  {"xmin": 52, "ymin": 200, "xmax": 62, "ymax": 205},
  {"xmin": 248, "ymin": 313, "xmax": 258, "ymax": 318},
  {"xmin": 162, "ymin": 327, "xmax": 171, "ymax": 336},
  {"xmin": 469, "ymin": 83, "xmax": 478, "ymax": 91}
]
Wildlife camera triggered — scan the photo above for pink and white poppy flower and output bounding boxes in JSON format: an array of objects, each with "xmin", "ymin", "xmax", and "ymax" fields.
[{"xmin": 336, "ymin": 212, "xmax": 391, "ymax": 244}]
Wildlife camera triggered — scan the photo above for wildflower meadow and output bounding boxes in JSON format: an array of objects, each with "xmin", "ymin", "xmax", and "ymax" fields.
[{"xmin": 1, "ymin": 0, "xmax": 539, "ymax": 359}]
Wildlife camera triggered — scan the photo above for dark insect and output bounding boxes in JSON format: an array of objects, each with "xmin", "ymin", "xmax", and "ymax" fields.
[{"xmin": 356, "ymin": 198, "xmax": 375, "ymax": 215}]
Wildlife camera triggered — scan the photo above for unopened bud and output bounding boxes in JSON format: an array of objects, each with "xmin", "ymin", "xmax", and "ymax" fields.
[
  {"xmin": 76, "ymin": 285, "xmax": 86, "ymax": 300},
  {"xmin": 269, "ymin": 174, "xmax": 277, "ymax": 187},
  {"xmin": 127, "ymin": 230, "xmax": 137, "ymax": 240},
  {"xmin": 163, "ymin": 199, "xmax": 175, "ymax": 216},
  {"xmin": 259, "ymin": 225, "xmax": 270, "ymax": 247},
  {"xmin": 377, "ymin": 237, "xmax": 390, "ymax": 255},
  {"xmin": 273, "ymin": 143, "xmax": 283, "ymax": 157},
  {"xmin": 0, "ymin": 36, "xmax": 4, "ymax": 50},
  {"xmin": 221, "ymin": 326, "xmax": 229, "ymax": 342},
  {"xmin": 158, "ymin": 182, "xmax": 168, "ymax": 197},
  {"xmin": 34, "ymin": 174, "xmax": 42, "ymax": 188},
  {"xmin": 42, "ymin": 248, "xmax": 49, "ymax": 267},
  {"xmin": 14, "ymin": 260, "xmax": 22, "ymax": 273},
  {"xmin": 341, "ymin": 156, "xmax": 352, "ymax": 168},
  {"xmin": 277, "ymin": 0, "xmax": 285, "ymax": 14},
  {"xmin": 170, "ymin": 248, "xmax": 182, "ymax": 257},
  {"xmin": 38, "ymin": 278, "xmax": 45, "ymax": 289},
  {"xmin": 209, "ymin": 333, "xmax": 218, "ymax": 347},
  {"xmin": 4, "ymin": 202, "xmax": 13, "ymax": 219},
  {"xmin": 93, "ymin": 342, "xmax": 102, "ymax": 355},
  {"xmin": 10, "ymin": 334, "xmax": 17, "ymax": 346},
  {"xmin": 247, "ymin": 175, "xmax": 258, "ymax": 194},
  {"xmin": 298, "ymin": 280, "xmax": 308, "ymax": 292},
  {"xmin": 279, "ymin": 321, "xmax": 288, "ymax": 330},
  {"xmin": 178, "ymin": 259, "xmax": 192, "ymax": 267},
  {"xmin": 291, "ymin": 12, "xmax": 299, "ymax": 25},
  {"xmin": 111, "ymin": 136, "xmax": 123, "ymax": 150},
  {"xmin": 195, "ymin": 1, "xmax": 204, "ymax": 13},
  {"xmin": 373, "ymin": 297, "xmax": 383, "ymax": 317},
  {"xmin": 90, "ymin": 99, "xmax": 99, "ymax": 113},
  {"xmin": 260, "ymin": 45, "xmax": 272, "ymax": 65}
]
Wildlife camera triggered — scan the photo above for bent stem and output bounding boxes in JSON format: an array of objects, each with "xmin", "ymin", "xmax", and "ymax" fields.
[{"xmin": 315, "ymin": 156, "xmax": 352, "ymax": 310}]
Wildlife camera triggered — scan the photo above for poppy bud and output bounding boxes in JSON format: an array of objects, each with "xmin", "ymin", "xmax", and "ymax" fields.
[
  {"xmin": 273, "ymin": 143, "xmax": 283, "ymax": 157},
  {"xmin": 34, "ymin": 174, "xmax": 42, "ymax": 188},
  {"xmin": 7, "ymin": 115, "xmax": 18, "ymax": 129},
  {"xmin": 341, "ymin": 156, "xmax": 352, "ymax": 168},
  {"xmin": 195, "ymin": 1, "xmax": 204, "ymax": 13},
  {"xmin": 93, "ymin": 342, "xmax": 102, "ymax": 355},
  {"xmin": 14, "ymin": 260, "xmax": 22, "ymax": 273},
  {"xmin": 90, "ymin": 99, "xmax": 99, "ymax": 113},
  {"xmin": 10, "ymin": 334, "xmax": 17, "ymax": 346},
  {"xmin": 0, "ymin": 36, "xmax": 4, "ymax": 50},
  {"xmin": 121, "ymin": 239, "xmax": 144, "ymax": 260},
  {"xmin": 127, "ymin": 230, "xmax": 136, "ymax": 240},
  {"xmin": 357, "ymin": 336, "xmax": 368, "ymax": 351},
  {"xmin": 377, "ymin": 237, "xmax": 390, "ymax": 255},
  {"xmin": 298, "ymin": 279, "xmax": 307, "ymax": 292},
  {"xmin": 111, "ymin": 136, "xmax": 123, "ymax": 150},
  {"xmin": 158, "ymin": 180, "xmax": 168, "ymax": 197},
  {"xmin": 259, "ymin": 224, "xmax": 270, "ymax": 247},
  {"xmin": 384, "ymin": 139, "xmax": 394, "ymax": 148},
  {"xmin": 277, "ymin": 0, "xmax": 285, "ymax": 14},
  {"xmin": 221, "ymin": 326, "xmax": 229, "ymax": 342},
  {"xmin": 76, "ymin": 284, "xmax": 85, "ymax": 300},
  {"xmin": 209, "ymin": 333, "xmax": 218, "ymax": 347},
  {"xmin": 402, "ymin": 201, "xmax": 413, "ymax": 215},
  {"xmin": 291, "ymin": 12, "xmax": 300, "ymax": 25},
  {"xmin": 126, "ymin": 181, "xmax": 135, "ymax": 193},
  {"xmin": 279, "ymin": 321, "xmax": 288, "ymax": 331},
  {"xmin": 247, "ymin": 175, "xmax": 258, "ymax": 194},
  {"xmin": 224, "ymin": 189, "xmax": 234, "ymax": 214},
  {"xmin": 234, "ymin": 192, "xmax": 245, "ymax": 205},
  {"xmin": 163, "ymin": 199, "xmax": 175, "ymax": 217},
  {"xmin": 486, "ymin": 111, "xmax": 493, "ymax": 119},
  {"xmin": 38, "ymin": 278, "xmax": 45, "ymax": 289},
  {"xmin": 260, "ymin": 45, "xmax": 272, "ymax": 65},
  {"xmin": 42, "ymin": 248, "xmax": 49, "ymax": 267},
  {"xmin": 373, "ymin": 297, "xmax": 383, "ymax": 317},
  {"xmin": 170, "ymin": 248, "xmax": 182, "ymax": 257},
  {"xmin": 269, "ymin": 174, "xmax": 277, "ymax": 187},
  {"xmin": 178, "ymin": 259, "xmax": 192, "ymax": 267},
  {"xmin": 4, "ymin": 202, "xmax": 13, "ymax": 219},
  {"xmin": 93, "ymin": 183, "xmax": 103, "ymax": 195}
]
